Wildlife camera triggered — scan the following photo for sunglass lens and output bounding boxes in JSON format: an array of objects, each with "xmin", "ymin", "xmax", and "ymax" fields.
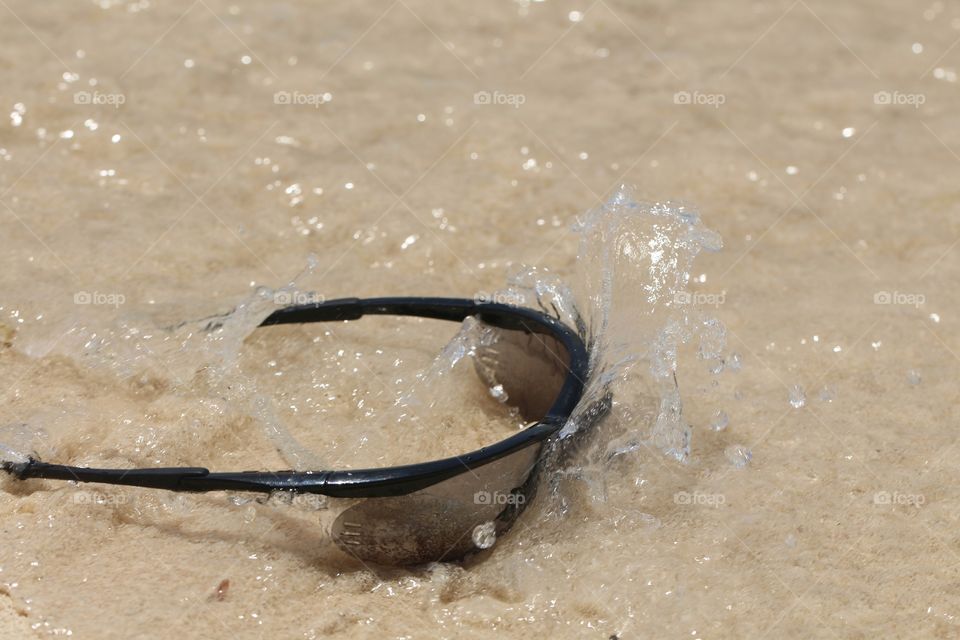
[
  {"xmin": 331, "ymin": 441, "xmax": 541, "ymax": 565},
  {"xmin": 473, "ymin": 328, "xmax": 569, "ymax": 421}
]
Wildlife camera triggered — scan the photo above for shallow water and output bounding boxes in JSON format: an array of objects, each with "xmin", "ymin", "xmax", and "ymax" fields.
[{"xmin": 2, "ymin": 1, "xmax": 960, "ymax": 638}]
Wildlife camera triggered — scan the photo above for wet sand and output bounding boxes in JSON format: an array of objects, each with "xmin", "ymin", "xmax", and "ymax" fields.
[{"xmin": 1, "ymin": 0, "xmax": 960, "ymax": 637}]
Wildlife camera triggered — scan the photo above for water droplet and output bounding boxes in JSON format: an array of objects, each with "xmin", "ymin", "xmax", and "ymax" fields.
[
  {"xmin": 709, "ymin": 410, "xmax": 729, "ymax": 431},
  {"xmin": 907, "ymin": 370, "xmax": 922, "ymax": 385},
  {"xmin": 472, "ymin": 521, "xmax": 497, "ymax": 549},
  {"xmin": 724, "ymin": 444, "xmax": 752, "ymax": 469},
  {"xmin": 697, "ymin": 318, "xmax": 726, "ymax": 360},
  {"xmin": 818, "ymin": 385, "xmax": 836, "ymax": 402},
  {"xmin": 788, "ymin": 384, "xmax": 806, "ymax": 409},
  {"xmin": 727, "ymin": 352, "xmax": 742, "ymax": 371},
  {"xmin": 10, "ymin": 104, "xmax": 25, "ymax": 127}
]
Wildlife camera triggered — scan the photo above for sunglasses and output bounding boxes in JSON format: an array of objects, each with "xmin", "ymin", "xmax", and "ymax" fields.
[{"xmin": 2, "ymin": 296, "xmax": 592, "ymax": 565}]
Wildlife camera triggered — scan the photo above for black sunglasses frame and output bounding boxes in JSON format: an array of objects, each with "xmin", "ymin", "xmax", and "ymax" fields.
[{"xmin": 3, "ymin": 297, "xmax": 589, "ymax": 499}]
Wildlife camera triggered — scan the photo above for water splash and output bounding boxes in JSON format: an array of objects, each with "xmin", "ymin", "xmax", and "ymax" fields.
[
  {"xmin": 1, "ymin": 187, "xmax": 725, "ymax": 485},
  {"xmin": 0, "ymin": 256, "xmax": 328, "ymax": 467},
  {"xmin": 392, "ymin": 185, "xmax": 725, "ymax": 470},
  {"xmin": 555, "ymin": 186, "xmax": 723, "ymax": 463}
]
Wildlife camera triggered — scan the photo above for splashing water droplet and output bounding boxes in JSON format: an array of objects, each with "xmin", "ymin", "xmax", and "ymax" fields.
[
  {"xmin": 725, "ymin": 444, "xmax": 752, "ymax": 469},
  {"xmin": 0, "ymin": 423, "xmax": 48, "ymax": 463},
  {"xmin": 727, "ymin": 352, "xmax": 742, "ymax": 371},
  {"xmin": 789, "ymin": 384, "xmax": 806, "ymax": 409},
  {"xmin": 471, "ymin": 521, "xmax": 497, "ymax": 549},
  {"xmin": 709, "ymin": 410, "xmax": 729, "ymax": 432},
  {"xmin": 698, "ymin": 318, "xmax": 726, "ymax": 361},
  {"xmin": 818, "ymin": 385, "xmax": 837, "ymax": 402}
]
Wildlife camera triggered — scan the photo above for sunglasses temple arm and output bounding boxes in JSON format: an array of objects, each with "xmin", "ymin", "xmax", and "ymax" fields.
[{"xmin": 1, "ymin": 459, "xmax": 334, "ymax": 494}]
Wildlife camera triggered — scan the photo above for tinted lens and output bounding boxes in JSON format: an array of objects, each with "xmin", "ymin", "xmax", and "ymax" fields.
[
  {"xmin": 473, "ymin": 327, "xmax": 570, "ymax": 421},
  {"xmin": 331, "ymin": 441, "xmax": 541, "ymax": 565},
  {"xmin": 331, "ymin": 323, "xmax": 574, "ymax": 565}
]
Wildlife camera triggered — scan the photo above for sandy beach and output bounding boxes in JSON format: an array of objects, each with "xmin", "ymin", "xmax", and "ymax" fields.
[{"xmin": 1, "ymin": 1, "xmax": 959, "ymax": 637}]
